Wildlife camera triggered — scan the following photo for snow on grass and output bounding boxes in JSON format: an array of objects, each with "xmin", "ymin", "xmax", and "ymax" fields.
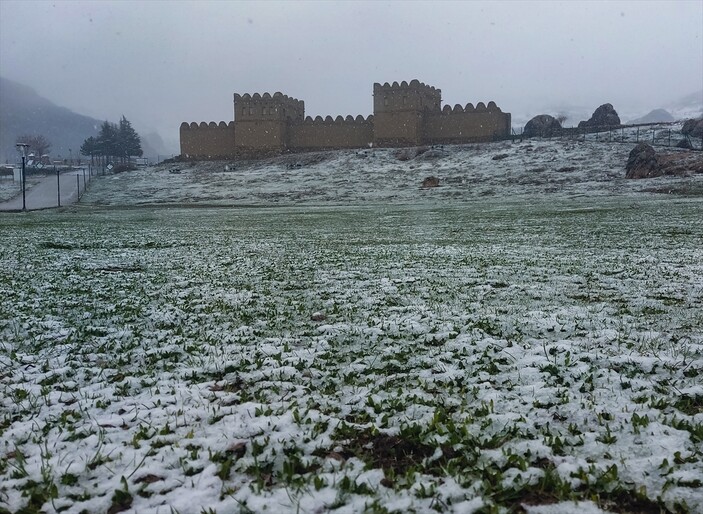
[
  {"xmin": 0, "ymin": 176, "xmax": 43, "ymax": 203},
  {"xmin": 80, "ymin": 136, "xmax": 703, "ymax": 209},
  {"xmin": 1, "ymin": 197, "xmax": 702, "ymax": 513}
]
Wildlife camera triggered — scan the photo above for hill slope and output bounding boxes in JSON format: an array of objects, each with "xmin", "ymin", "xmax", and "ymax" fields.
[
  {"xmin": 0, "ymin": 77, "xmax": 102, "ymax": 163},
  {"xmin": 82, "ymin": 130, "xmax": 703, "ymax": 208}
]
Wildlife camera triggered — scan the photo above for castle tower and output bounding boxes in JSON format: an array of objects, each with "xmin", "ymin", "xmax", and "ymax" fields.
[
  {"xmin": 233, "ymin": 92, "xmax": 304, "ymax": 154},
  {"xmin": 372, "ymin": 80, "xmax": 441, "ymax": 146}
]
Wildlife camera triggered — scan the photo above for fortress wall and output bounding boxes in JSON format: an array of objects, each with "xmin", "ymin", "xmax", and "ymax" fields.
[
  {"xmin": 179, "ymin": 84, "xmax": 514, "ymax": 159},
  {"xmin": 234, "ymin": 120, "xmax": 287, "ymax": 153},
  {"xmin": 373, "ymin": 80, "xmax": 441, "ymax": 113},
  {"xmin": 374, "ymin": 112, "xmax": 424, "ymax": 146},
  {"xmin": 234, "ymin": 92, "xmax": 305, "ymax": 122},
  {"xmin": 424, "ymin": 104, "xmax": 511, "ymax": 143},
  {"xmin": 180, "ymin": 122, "xmax": 236, "ymax": 158},
  {"xmin": 288, "ymin": 116, "xmax": 373, "ymax": 150}
]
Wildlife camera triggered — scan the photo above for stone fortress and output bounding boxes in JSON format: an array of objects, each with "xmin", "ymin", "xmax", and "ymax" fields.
[{"xmin": 180, "ymin": 80, "xmax": 511, "ymax": 158}]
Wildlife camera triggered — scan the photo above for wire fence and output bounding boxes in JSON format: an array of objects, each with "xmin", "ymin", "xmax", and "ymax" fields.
[{"xmin": 510, "ymin": 122, "xmax": 703, "ymax": 151}]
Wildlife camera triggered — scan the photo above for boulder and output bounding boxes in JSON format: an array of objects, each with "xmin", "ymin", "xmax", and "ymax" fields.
[
  {"xmin": 578, "ymin": 103, "xmax": 621, "ymax": 129},
  {"xmin": 421, "ymin": 176, "xmax": 440, "ymax": 188},
  {"xmin": 625, "ymin": 143, "xmax": 663, "ymax": 179},
  {"xmin": 523, "ymin": 115, "xmax": 562, "ymax": 137},
  {"xmin": 682, "ymin": 118, "xmax": 703, "ymax": 138},
  {"xmin": 675, "ymin": 138, "xmax": 693, "ymax": 149}
]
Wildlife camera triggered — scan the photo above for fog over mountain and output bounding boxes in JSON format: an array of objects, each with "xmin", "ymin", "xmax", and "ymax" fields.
[
  {"xmin": 0, "ymin": 77, "xmax": 175, "ymax": 163},
  {"xmin": 0, "ymin": 76, "xmax": 100, "ymax": 163},
  {"xmin": 0, "ymin": 1, "xmax": 701, "ymax": 147}
]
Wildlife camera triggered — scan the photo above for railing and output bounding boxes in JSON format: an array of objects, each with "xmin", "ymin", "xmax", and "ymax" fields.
[{"xmin": 510, "ymin": 122, "xmax": 702, "ymax": 151}]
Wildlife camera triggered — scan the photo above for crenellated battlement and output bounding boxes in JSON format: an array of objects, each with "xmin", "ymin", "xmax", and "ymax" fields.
[
  {"xmin": 373, "ymin": 79, "xmax": 442, "ymax": 114},
  {"xmin": 234, "ymin": 92, "xmax": 304, "ymax": 122},
  {"xmin": 180, "ymin": 80, "xmax": 511, "ymax": 157},
  {"xmin": 435, "ymin": 101, "xmax": 503, "ymax": 115},
  {"xmin": 373, "ymin": 79, "xmax": 439, "ymax": 94},
  {"xmin": 179, "ymin": 121, "xmax": 236, "ymax": 158},
  {"xmin": 181, "ymin": 121, "xmax": 235, "ymax": 130},
  {"xmin": 297, "ymin": 114, "xmax": 374, "ymax": 125}
]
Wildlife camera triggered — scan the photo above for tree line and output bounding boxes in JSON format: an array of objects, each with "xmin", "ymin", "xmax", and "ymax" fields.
[{"xmin": 80, "ymin": 116, "xmax": 143, "ymax": 165}]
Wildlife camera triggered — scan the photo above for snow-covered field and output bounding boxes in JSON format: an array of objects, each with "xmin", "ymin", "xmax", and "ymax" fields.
[
  {"xmin": 0, "ymin": 175, "xmax": 42, "ymax": 203},
  {"xmin": 1, "ymin": 135, "xmax": 703, "ymax": 513},
  {"xmin": 81, "ymin": 136, "xmax": 703, "ymax": 209}
]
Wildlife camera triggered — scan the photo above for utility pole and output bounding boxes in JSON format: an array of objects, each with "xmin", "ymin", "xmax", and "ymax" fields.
[{"xmin": 16, "ymin": 143, "xmax": 29, "ymax": 211}]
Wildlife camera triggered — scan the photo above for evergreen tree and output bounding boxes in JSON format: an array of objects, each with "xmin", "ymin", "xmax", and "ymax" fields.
[
  {"xmin": 117, "ymin": 116, "xmax": 143, "ymax": 161},
  {"xmin": 96, "ymin": 121, "xmax": 119, "ymax": 164},
  {"xmin": 79, "ymin": 136, "xmax": 98, "ymax": 164},
  {"xmin": 80, "ymin": 116, "xmax": 142, "ymax": 168}
]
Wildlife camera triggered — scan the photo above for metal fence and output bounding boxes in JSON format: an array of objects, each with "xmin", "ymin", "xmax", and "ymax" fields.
[{"xmin": 511, "ymin": 122, "xmax": 702, "ymax": 151}]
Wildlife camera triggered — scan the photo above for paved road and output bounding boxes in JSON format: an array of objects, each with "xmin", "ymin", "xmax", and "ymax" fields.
[{"xmin": 0, "ymin": 169, "xmax": 91, "ymax": 211}]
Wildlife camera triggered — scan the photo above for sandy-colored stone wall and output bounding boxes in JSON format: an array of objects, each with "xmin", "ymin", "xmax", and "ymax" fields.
[
  {"xmin": 373, "ymin": 80, "xmax": 441, "ymax": 113},
  {"xmin": 179, "ymin": 81, "xmax": 512, "ymax": 158},
  {"xmin": 289, "ymin": 116, "xmax": 373, "ymax": 150},
  {"xmin": 234, "ymin": 120, "xmax": 287, "ymax": 153},
  {"xmin": 234, "ymin": 92, "xmax": 304, "ymax": 122},
  {"xmin": 424, "ymin": 102, "xmax": 511, "ymax": 143},
  {"xmin": 374, "ymin": 111, "xmax": 424, "ymax": 146},
  {"xmin": 179, "ymin": 122, "xmax": 236, "ymax": 158}
]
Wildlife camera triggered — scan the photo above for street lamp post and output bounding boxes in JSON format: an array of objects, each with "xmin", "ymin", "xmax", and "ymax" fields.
[{"xmin": 16, "ymin": 143, "xmax": 29, "ymax": 211}]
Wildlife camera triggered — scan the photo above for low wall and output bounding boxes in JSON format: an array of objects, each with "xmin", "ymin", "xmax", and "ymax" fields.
[
  {"xmin": 180, "ymin": 122, "xmax": 236, "ymax": 158},
  {"xmin": 288, "ymin": 116, "xmax": 373, "ymax": 150},
  {"xmin": 424, "ymin": 102, "xmax": 511, "ymax": 143}
]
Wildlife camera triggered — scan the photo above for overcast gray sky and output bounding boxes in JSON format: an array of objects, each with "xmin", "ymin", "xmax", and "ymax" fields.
[{"xmin": 1, "ymin": 0, "xmax": 701, "ymax": 149}]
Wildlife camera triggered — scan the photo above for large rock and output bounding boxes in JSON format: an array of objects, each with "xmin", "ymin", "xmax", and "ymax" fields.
[
  {"xmin": 682, "ymin": 118, "xmax": 703, "ymax": 138},
  {"xmin": 523, "ymin": 115, "xmax": 562, "ymax": 137},
  {"xmin": 578, "ymin": 103, "xmax": 621, "ymax": 129},
  {"xmin": 421, "ymin": 176, "xmax": 440, "ymax": 188},
  {"xmin": 625, "ymin": 143, "xmax": 663, "ymax": 179}
]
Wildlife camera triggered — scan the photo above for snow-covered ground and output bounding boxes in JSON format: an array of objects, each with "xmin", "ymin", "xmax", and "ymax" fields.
[
  {"xmin": 0, "ymin": 175, "xmax": 42, "ymax": 203},
  {"xmin": 1, "ymin": 136, "xmax": 702, "ymax": 514},
  {"xmin": 82, "ymin": 132, "xmax": 703, "ymax": 210}
]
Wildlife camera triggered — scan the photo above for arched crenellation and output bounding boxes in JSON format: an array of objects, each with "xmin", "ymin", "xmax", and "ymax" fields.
[{"xmin": 183, "ymin": 82, "xmax": 511, "ymax": 157}]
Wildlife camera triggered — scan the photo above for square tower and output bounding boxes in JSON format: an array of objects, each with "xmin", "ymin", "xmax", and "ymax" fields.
[
  {"xmin": 233, "ymin": 92, "xmax": 304, "ymax": 154},
  {"xmin": 373, "ymin": 80, "xmax": 441, "ymax": 146}
]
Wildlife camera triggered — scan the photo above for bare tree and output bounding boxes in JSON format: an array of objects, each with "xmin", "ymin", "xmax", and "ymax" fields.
[
  {"xmin": 16, "ymin": 134, "xmax": 52, "ymax": 156},
  {"xmin": 555, "ymin": 113, "xmax": 568, "ymax": 126}
]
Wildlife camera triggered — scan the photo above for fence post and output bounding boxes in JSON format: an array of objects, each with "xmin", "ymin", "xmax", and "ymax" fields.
[
  {"xmin": 652, "ymin": 129, "xmax": 655, "ymax": 144},
  {"xmin": 668, "ymin": 129, "xmax": 671, "ymax": 147},
  {"xmin": 637, "ymin": 127, "xmax": 639, "ymax": 142},
  {"xmin": 83, "ymin": 168, "xmax": 86, "ymax": 188},
  {"xmin": 57, "ymin": 168, "xmax": 61, "ymax": 207}
]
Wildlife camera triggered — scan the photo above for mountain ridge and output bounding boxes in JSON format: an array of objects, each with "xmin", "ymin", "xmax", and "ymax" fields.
[{"xmin": 0, "ymin": 76, "xmax": 169, "ymax": 163}]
